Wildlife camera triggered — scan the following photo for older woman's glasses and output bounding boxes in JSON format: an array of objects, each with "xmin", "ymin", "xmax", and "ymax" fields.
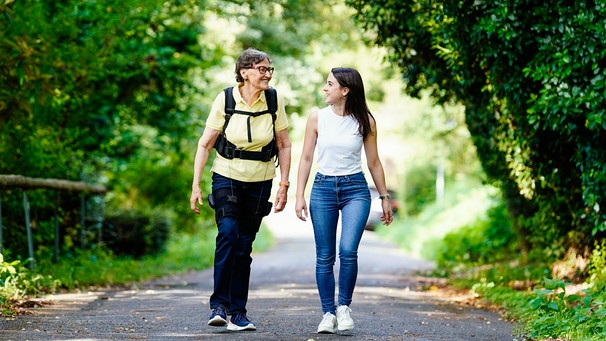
[{"xmin": 249, "ymin": 66, "xmax": 275, "ymax": 75}]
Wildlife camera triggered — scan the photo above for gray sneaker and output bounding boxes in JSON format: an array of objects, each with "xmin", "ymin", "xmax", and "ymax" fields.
[
  {"xmin": 336, "ymin": 305, "xmax": 354, "ymax": 331},
  {"xmin": 317, "ymin": 312, "xmax": 337, "ymax": 334}
]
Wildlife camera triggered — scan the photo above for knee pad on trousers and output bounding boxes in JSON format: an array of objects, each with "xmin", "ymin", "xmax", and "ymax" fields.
[{"xmin": 209, "ymin": 187, "xmax": 241, "ymax": 220}]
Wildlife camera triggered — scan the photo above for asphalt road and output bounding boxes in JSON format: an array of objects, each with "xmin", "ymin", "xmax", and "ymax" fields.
[{"xmin": 0, "ymin": 204, "xmax": 516, "ymax": 341}]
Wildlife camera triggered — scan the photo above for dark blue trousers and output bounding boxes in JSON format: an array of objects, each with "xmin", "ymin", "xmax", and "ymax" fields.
[{"xmin": 209, "ymin": 173, "xmax": 272, "ymax": 314}]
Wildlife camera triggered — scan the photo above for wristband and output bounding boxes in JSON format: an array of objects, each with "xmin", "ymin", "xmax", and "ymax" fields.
[
  {"xmin": 279, "ymin": 181, "xmax": 290, "ymax": 188},
  {"xmin": 379, "ymin": 193, "xmax": 391, "ymax": 200}
]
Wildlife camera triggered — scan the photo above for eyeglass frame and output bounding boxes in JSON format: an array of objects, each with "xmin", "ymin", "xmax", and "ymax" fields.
[{"xmin": 248, "ymin": 65, "xmax": 275, "ymax": 75}]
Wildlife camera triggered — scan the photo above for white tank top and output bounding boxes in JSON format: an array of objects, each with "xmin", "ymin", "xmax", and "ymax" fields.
[{"xmin": 317, "ymin": 106, "xmax": 364, "ymax": 176}]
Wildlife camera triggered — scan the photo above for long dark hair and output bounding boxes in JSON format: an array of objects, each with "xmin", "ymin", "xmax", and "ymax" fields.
[
  {"xmin": 331, "ymin": 67, "xmax": 374, "ymax": 139},
  {"xmin": 235, "ymin": 48, "xmax": 272, "ymax": 83}
]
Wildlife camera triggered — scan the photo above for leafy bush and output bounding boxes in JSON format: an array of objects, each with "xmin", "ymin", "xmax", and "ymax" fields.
[
  {"xmin": 0, "ymin": 253, "xmax": 55, "ymax": 315},
  {"xmin": 346, "ymin": 0, "xmax": 606, "ymax": 267},
  {"xmin": 435, "ymin": 203, "xmax": 519, "ymax": 272},
  {"xmin": 103, "ymin": 213, "xmax": 170, "ymax": 258},
  {"xmin": 403, "ymin": 163, "xmax": 437, "ymax": 216},
  {"xmin": 521, "ymin": 277, "xmax": 606, "ymax": 341},
  {"xmin": 467, "ymin": 241, "xmax": 606, "ymax": 341},
  {"xmin": 0, "ymin": 0, "xmax": 209, "ymax": 260},
  {"xmin": 0, "ymin": 254, "xmax": 24, "ymax": 304},
  {"xmin": 587, "ymin": 240, "xmax": 606, "ymax": 290}
]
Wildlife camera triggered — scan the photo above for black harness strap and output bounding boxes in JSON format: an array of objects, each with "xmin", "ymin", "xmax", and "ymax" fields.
[{"xmin": 214, "ymin": 87, "xmax": 278, "ymax": 162}]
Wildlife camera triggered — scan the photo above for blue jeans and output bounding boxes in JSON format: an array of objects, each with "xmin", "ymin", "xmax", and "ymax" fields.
[
  {"xmin": 309, "ymin": 172, "xmax": 371, "ymax": 314},
  {"xmin": 209, "ymin": 173, "xmax": 272, "ymax": 314}
]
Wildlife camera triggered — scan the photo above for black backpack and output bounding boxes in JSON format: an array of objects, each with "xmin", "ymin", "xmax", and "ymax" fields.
[{"xmin": 213, "ymin": 87, "xmax": 279, "ymax": 162}]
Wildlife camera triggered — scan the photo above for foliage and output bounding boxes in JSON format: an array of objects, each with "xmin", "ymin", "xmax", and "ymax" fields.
[
  {"xmin": 207, "ymin": 0, "xmax": 363, "ymax": 116},
  {"xmin": 0, "ymin": 0, "xmax": 375, "ymax": 261},
  {"xmin": 36, "ymin": 230, "xmax": 219, "ymax": 291},
  {"xmin": 444, "ymin": 262, "xmax": 606, "ymax": 340},
  {"xmin": 0, "ymin": 253, "xmax": 25, "ymax": 304},
  {"xmin": 510, "ymin": 276, "xmax": 606, "ymax": 341},
  {"xmin": 392, "ymin": 89, "xmax": 481, "ymax": 217},
  {"xmin": 0, "ymin": 253, "xmax": 54, "ymax": 315},
  {"xmin": 382, "ymin": 173, "xmax": 606, "ymax": 339},
  {"xmin": 435, "ymin": 203, "xmax": 518, "ymax": 272},
  {"xmin": 0, "ymin": 189, "xmax": 88, "ymax": 259},
  {"xmin": 442, "ymin": 232, "xmax": 606, "ymax": 340},
  {"xmin": 346, "ymin": 0, "xmax": 606, "ymax": 260},
  {"xmin": 103, "ymin": 212, "xmax": 170, "ymax": 258},
  {"xmin": 0, "ymin": 0, "xmax": 215, "ymax": 259},
  {"xmin": 403, "ymin": 163, "xmax": 437, "ymax": 216},
  {"xmin": 1, "ymin": 0, "xmax": 207, "ymax": 175},
  {"xmin": 377, "ymin": 175, "xmax": 499, "ymax": 259},
  {"xmin": 587, "ymin": 240, "xmax": 606, "ymax": 290},
  {"xmin": 0, "ymin": 226, "xmax": 273, "ymax": 315},
  {"xmin": 468, "ymin": 280, "xmax": 530, "ymax": 321}
]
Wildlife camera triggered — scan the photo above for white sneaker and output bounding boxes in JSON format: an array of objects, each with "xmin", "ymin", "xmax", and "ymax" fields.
[
  {"xmin": 317, "ymin": 312, "xmax": 337, "ymax": 334},
  {"xmin": 336, "ymin": 305, "xmax": 354, "ymax": 331}
]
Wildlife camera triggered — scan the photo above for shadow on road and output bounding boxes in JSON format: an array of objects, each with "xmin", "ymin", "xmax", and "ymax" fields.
[{"xmin": 0, "ymin": 203, "xmax": 515, "ymax": 341}]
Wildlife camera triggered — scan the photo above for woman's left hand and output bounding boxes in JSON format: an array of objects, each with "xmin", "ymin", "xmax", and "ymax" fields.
[
  {"xmin": 274, "ymin": 185, "xmax": 288, "ymax": 212},
  {"xmin": 381, "ymin": 200, "xmax": 394, "ymax": 226}
]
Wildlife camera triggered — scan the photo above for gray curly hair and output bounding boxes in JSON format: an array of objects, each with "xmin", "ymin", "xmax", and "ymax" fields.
[{"xmin": 235, "ymin": 48, "xmax": 272, "ymax": 83}]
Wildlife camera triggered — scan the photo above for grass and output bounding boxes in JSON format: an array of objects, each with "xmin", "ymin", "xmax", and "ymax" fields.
[
  {"xmin": 375, "ymin": 180, "xmax": 606, "ymax": 341},
  {"xmin": 1, "ymin": 223, "xmax": 274, "ymax": 315},
  {"xmin": 5, "ymin": 182, "xmax": 606, "ymax": 341},
  {"xmin": 375, "ymin": 177, "xmax": 499, "ymax": 260}
]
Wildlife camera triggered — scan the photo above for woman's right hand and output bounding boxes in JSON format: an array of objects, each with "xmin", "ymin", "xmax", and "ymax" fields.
[
  {"xmin": 295, "ymin": 198, "xmax": 308, "ymax": 222},
  {"xmin": 190, "ymin": 187, "xmax": 204, "ymax": 215}
]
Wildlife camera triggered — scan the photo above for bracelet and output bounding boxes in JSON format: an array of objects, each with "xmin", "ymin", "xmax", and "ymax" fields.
[
  {"xmin": 279, "ymin": 181, "xmax": 290, "ymax": 188},
  {"xmin": 379, "ymin": 193, "xmax": 391, "ymax": 200}
]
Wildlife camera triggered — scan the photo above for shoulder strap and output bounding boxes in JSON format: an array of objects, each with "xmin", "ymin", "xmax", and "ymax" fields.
[
  {"xmin": 223, "ymin": 87, "xmax": 276, "ymax": 118},
  {"xmin": 264, "ymin": 88, "xmax": 277, "ymax": 121},
  {"xmin": 223, "ymin": 87, "xmax": 235, "ymax": 114},
  {"xmin": 264, "ymin": 88, "xmax": 279, "ymax": 167},
  {"xmin": 222, "ymin": 87, "xmax": 235, "ymax": 131}
]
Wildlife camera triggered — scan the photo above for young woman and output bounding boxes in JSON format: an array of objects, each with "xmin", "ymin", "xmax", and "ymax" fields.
[{"xmin": 295, "ymin": 67, "xmax": 393, "ymax": 334}]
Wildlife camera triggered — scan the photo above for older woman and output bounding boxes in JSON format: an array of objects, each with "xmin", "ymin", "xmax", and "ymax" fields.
[{"xmin": 190, "ymin": 48, "xmax": 292, "ymax": 331}]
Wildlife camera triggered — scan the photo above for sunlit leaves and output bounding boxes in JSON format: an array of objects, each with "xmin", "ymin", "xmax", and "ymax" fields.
[{"xmin": 347, "ymin": 0, "xmax": 606, "ymax": 254}]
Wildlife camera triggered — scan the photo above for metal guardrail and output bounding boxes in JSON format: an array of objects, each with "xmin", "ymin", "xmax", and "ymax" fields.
[
  {"xmin": 0, "ymin": 174, "xmax": 107, "ymax": 270},
  {"xmin": 0, "ymin": 174, "xmax": 106, "ymax": 194}
]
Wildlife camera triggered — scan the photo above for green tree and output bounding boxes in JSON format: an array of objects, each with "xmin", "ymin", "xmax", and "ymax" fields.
[
  {"xmin": 0, "ymin": 0, "xmax": 376, "ymax": 261},
  {"xmin": 0, "ymin": 0, "xmax": 213, "ymax": 257},
  {"xmin": 346, "ymin": 0, "xmax": 606, "ymax": 260}
]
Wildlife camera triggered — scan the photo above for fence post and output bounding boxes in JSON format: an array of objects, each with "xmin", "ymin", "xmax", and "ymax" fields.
[
  {"xmin": 0, "ymin": 192, "xmax": 3, "ymax": 254},
  {"xmin": 22, "ymin": 191, "xmax": 36, "ymax": 271},
  {"xmin": 54, "ymin": 192, "xmax": 60, "ymax": 263},
  {"xmin": 0, "ymin": 175, "xmax": 107, "ymax": 261},
  {"xmin": 80, "ymin": 195, "xmax": 86, "ymax": 250}
]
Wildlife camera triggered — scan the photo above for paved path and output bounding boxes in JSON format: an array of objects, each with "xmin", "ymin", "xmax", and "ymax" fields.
[{"xmin": 0, "ymin": 204, "xmax": 516, "ymax": 340}]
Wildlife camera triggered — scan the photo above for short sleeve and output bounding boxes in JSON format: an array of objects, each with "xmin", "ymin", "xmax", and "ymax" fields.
[
  {"xmin": 205, "ymin": 91, "xmax": 226, "ymax": 130},
  {"xmin": 274, "ymin": 93, "xmax": 289, "ymax": 131}
]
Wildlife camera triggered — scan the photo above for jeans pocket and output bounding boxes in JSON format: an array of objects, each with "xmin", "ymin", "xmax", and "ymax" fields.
[
  {"xmin": 313, "ymin": 173, "xmax": 324, "ymax": 185},
  {"xmin": 346, "ymin": 172, "xmax": 368, "ymax": 185}
]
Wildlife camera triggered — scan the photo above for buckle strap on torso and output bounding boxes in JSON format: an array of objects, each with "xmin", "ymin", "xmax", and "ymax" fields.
[{"xmin": 233, "ymin": 109, "xmax": 272, "ymax": 143}]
